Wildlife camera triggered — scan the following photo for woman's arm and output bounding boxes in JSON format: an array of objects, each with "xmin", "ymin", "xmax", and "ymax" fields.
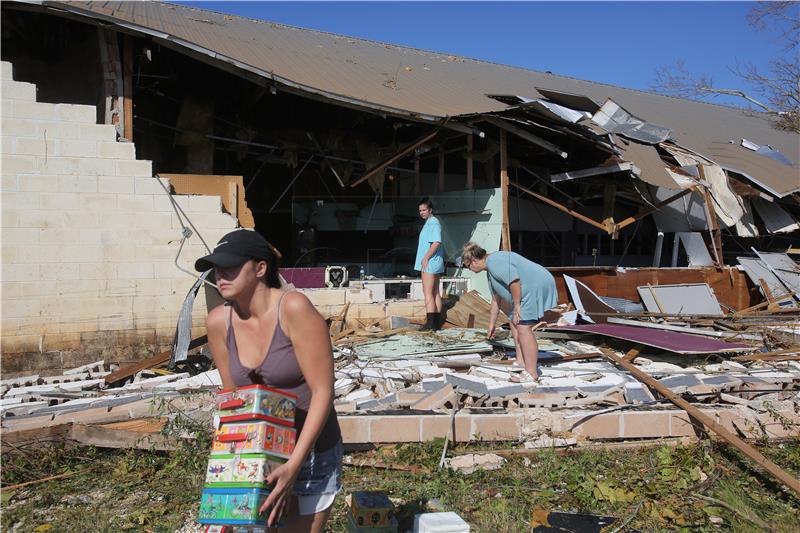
[
  {"xmin": 259, "ymin": 291, "xmax": 335, "ymax": 524},
  {"xmin": 206, "ymin": 304, "xmax": 236, "ymax": 389}
]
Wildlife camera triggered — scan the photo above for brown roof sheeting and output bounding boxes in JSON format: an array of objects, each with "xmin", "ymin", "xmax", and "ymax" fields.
[{"xmin": 24, "ymin": 1, "xmax": 799, "ymax": 195}]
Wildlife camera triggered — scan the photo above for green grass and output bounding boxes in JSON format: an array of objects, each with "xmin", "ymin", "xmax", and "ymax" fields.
[{"xmin": 2, "ymin": 437, "xmax": 799, "ymax": 532}]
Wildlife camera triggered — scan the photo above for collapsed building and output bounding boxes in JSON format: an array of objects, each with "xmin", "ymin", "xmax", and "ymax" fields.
[{"xmin": 2, "ymin": 1, "xmax": 800, "ymax": 498}]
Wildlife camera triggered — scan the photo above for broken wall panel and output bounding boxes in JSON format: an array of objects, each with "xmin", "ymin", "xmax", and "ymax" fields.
[
  {"xmin": 161, "ymin": 173, "xmax": 255, "ymax": 228},
  {"xmin": 752, "ymin": 199, "xmax": 800, "ymax": 234},
  {"xmin": 676, "ymin": 232, "xmax": 714, "ymax": 267},
  {"xmin": 737, "ymin": 257, "xmax": 796, "ymax": 306},
  {"xmin": 753, "ymin": 251, "xmax": 800, "ymax": 296},
  {"xmin": 637, "ymin": 283, "xmax": 724, "ymax": 316},
  {"xmin": 611, "ymin": 135, "xmax": 679, "ymax": 189}
]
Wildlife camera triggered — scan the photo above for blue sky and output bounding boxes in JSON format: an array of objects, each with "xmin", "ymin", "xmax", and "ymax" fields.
[{"xmin": 175, "ymin": 1, "xmax": 790, "ymax": 108}]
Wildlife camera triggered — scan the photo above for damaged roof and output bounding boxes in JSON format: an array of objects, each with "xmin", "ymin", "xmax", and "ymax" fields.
[{"xmin": 17, "ymin": 0, "xmax": 800, "ymax": 195}]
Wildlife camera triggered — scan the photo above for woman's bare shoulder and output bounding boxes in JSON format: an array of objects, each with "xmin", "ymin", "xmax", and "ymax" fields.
[
  {"xmin": 281, "ymin": 290, "xmax": 315, "ymax": 314},
  {"xmin": 206, "ymin": 303, "xmax": 228, "ymax": 330}
]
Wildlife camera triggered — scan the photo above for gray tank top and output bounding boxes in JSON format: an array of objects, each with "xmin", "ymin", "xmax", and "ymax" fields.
[{"xmin": 225, "ymin": 293, "xmax": 340, "ymax": 451}]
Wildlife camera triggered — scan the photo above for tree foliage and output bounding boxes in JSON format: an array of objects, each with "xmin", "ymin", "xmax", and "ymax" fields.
[{"xmin": 652, "ymin": 1, "xmax": 799, "ymax": 133}]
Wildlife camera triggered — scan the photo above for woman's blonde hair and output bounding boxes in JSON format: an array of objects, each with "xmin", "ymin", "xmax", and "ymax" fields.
[{"xmin": 460, "ymin": 242, "xmax": 487, "ymax": 265}]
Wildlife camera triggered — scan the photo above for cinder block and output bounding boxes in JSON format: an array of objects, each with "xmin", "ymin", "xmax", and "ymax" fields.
[
  {"xmin": 1, "ymin": 228, "xmax": 39, "ymax": 245},
  {"xmin": 35, "ymin": 156, "xmax": 80, "ymax": 175},
  {"xmin": 116, "ymin": 160, "xmax": 152, "ymax": 177},
  {"xmin": 2, "ymin": 210, "xmax": 19, "ymax": 227},
  {"xmin": 78, "ymin": 157, "xmax": 116, "ymax": 176},
  {"xmin": 2, "ymin": 81, "xmax": 36, "ymax": 101},
  {"xmin": 2, "ymin": 172, "xmax": 19, "ymax": 191},
  {"xmin": 62, "ymin": 211, "xmax": 98, "ymax": 228},
  {"xmin": 55, "ymin": 140, "xmax": 96, "ymax": 158},
  {"xmin": 349, "ymin": 302, "xmax": 387, "ymax": 320},
  {"xmin": 117, "ymin": 262, "xmax": 155, "ymax": 279},
  {"xmin": 40, "ymin": 192, "xmax": 80, "ymax": 210},
  {"xmin": 188, "ymin": 195, "xmax": 221, "ymax": 212},
  {"xmin": 116, "ymin": 194, "xmax": 153, "ymax": 211},
  {"xmin": 370, "ymin": 416, "xmax": 420, "ymax": 443},
  {"xmin": 1, "ymin": 118, "xmax": 37, "ymax": 137},
  {"xmin": 39, "ymin": 123, "xmax": 81, "ymax": 140},
  {"xmin": 12, "ymin": 101, "xmax": 56, "ymax": 121},
  {"xmin": 79, "ymin": 262, "xmax": 117, "ymax": 280},
  {"xmin": 54, "ymin": 103, "xmax": 96, "ymax": 123},
  {"xmin": 1, "ymin": 62, "xmax": 13, "ymax": 80},
  {"xmin": 79, "ymin": 124, "xmax": 117, "ymax": 141},
  {"xmin": 58, "ymin": 175, "xmax": 97, "ymax": 193},
  {"xmin": 571, "ymin": 412, "xmax": 621, "ymax": 439},
  {"xmin": 621, "ymin": 411, "xmax": 672, "ymax": 439},
  {"xmin": 346, "ymin": 288, "xmax": 376, "ymax": 304},
  {"xmin": 338, "ymin": 416, "xmax": 371, "ymax": 444},
  {"xmin": 40, "ymin": 262, "xmax": 79, "ymax": 281},
  {"xmin": 38, "ymin": 228, "xmax": 70, "ymax": 244},
  {"xmin": 1, "ymin": 245, "xmax": 39, "ymax": 263},
  {"xmin": 16, "ymin": 174, "xmax": 51, "ymax": 192},
  {"xmin": 386, "ymin": 300, "xmax": 425, "ymax": 318},
  {"xmin": 97, "ymin": 176, "xmax": 135, "ymax": 194},
  {"xmin": 80, "ymin": 193, "xmax": 118, "ymax": 211},
  {"xmin": 2, "ymin": 154, "xmax": 35, "ymax": 174},
  {"xmin": 411, "ymin": 384, "xmax": 456, "ymax": 411},
  {"xmin": 0, "ymin": 335, "xmax": 42, "ymax": 354},
  {"xmin": 2, "ymin": 191, "xmax": 40, "ymax": 210},
  {"xmin": 97, "ymin": 141, "xmax": 135, "ymax": 159},
  {"xmin": 134, "ymin": 177, "xmax": 165, "ymax": 194},
  {"xmin": 14, "ymin": 138, "xmax": 54, "ymax": 156},
  {"xmin": 472, "ymin": 414, "xmax": 521, "ymax": 440},
  {"xmin": 304, "ymin": 289, "xmax": 347, "ymax": 307}
]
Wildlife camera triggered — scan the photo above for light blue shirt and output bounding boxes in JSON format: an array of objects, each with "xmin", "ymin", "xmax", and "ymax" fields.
[
  {"xmin": 486, "ymin": 251, "xmax": 557, "ymax": 320},
  {"xmin": 414, "ymin": 216, "xmax": 445, "ymax": 274}
]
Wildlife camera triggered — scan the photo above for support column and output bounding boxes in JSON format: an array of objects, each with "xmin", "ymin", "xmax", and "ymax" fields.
[
  {"xmin": 466, "ymin": 134, "xmax": 474, "ymax": 189},
  {"xmin": 698, "ymin": 168, "xmax": 723, "ymax": 267},
  {"xmin": 603, "ymin": 182, "xmax": 617, "ymax": 239},
  {"xmin": 97, "ymin": 28, "xmax": 124, "ymax": 137},
  {"xmin": 122, "ymin": 34, "xmax": 134, "ymax": 142},
  {"xmin": 500, "ymin": 129, "xmax": 511, "ymax": 251}
]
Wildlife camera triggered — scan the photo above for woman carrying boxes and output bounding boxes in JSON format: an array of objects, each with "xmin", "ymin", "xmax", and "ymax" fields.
[{"xmin": 196, "ymin": 229, "xmax": 342, "ymax": 531}]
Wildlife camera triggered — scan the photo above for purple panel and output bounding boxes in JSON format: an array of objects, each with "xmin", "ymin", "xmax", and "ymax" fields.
[
  {"xmin": 280, "ymin": 267, "xmax": 327, "ymax": 289},
  {"xmin": 550, "ymin": 324, "xmax": 753, "ymax": 354}
]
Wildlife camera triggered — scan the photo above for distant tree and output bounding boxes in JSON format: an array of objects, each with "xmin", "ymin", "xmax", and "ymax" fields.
[{"xmin": 651, "ymin": 1, "xmax": 799, "ymax": 133}]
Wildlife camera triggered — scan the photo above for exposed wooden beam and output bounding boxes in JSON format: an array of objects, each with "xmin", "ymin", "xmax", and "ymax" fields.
[
  {"xmin": 349, "ymin": 120, "xmax": 447, "ymax": 188},
  {"xmin": 122, "ymin": 34, "xmax": 134, "ymax": 142},
  {"xmin": 551, "ymin": 162, "xmax": 632, "ymax": 183},
  {"xmin": 601, "ymin": 348, "xmax": 800, "ymax": 497},
  {"xmin": 614, "ymin": 187, "xmax": 694, "ymax": 231},
  {"xmin": 510, "ymin": 180, "xmax": 609, "ymax": 233},
  {"xmin": 500, "ymin": 130, "xmax": 511, "ymax": 250},
  {"xmin": 104, "ymin": 335, "xmax": 207, "ymax": 385},
  {"xmin": 483, "ymin": 116, "xmax": 568, "ymax": 159}
]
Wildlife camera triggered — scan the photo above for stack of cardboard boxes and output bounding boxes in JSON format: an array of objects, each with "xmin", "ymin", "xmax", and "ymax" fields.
[{"xmin": 198, "ymin": 384, "xmax": 297, "ymax": 531}]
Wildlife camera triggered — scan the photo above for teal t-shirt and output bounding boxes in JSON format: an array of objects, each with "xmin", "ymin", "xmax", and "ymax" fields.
[
  {"xmin": 486, "ymin": 251, "xmax": 557, "ymax": 320},
  {"xmin": 414, "ymin": 216, "xmax": 445, "ymax": 274}
]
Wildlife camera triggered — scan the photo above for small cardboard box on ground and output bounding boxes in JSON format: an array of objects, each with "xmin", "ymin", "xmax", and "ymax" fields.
[{"xmin": 347, "ymin": 491, "xmax": 398, "ymax": 532}]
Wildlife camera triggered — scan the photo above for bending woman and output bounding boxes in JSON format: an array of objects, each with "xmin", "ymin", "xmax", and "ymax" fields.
[
  {"xmin": 197, "ymin": 229, "xmax": 342, "ymax": 532},
  {"xmin": 460, "ymin": 242, "xmax": 557, "ymax": 380},
  {"xmin": 414, "ymin": 198, "xmax": 445, "ymax": 331}
]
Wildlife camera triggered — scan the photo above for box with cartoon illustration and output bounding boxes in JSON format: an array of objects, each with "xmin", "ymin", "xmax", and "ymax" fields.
[
  {"xmin": 205, "ymin": 453, "xmax": 287, "ymax": 487},
  {"xmin": 350, "ymin": 491, "xmax": 395, "ymax": 528},
  {"xmin": 211, "ymin": 421, "xmax": 296, "ymax": 458},
  {"xmin": 216, "ymin": 384, "xmax": 297, "ymax": 426},
  {"xmin": 198, "ymin": 487, "xmax": 270, "ymax": 525}
]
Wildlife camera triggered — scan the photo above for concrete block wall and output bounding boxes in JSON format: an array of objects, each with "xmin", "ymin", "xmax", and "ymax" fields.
[{"xmin": 1, "ymin": 61, "xmax": 237, "ymax": 375}]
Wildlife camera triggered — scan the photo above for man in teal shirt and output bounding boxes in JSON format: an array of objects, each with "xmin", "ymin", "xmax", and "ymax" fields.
[{"xmin": 415, "ymin": 198, "xmax": 445, "ymax": 330}]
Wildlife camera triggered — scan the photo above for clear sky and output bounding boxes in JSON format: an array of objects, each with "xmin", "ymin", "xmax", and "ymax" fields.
[{"xmin": 174, "ymin": 1, "xmax": 790, "ymax": 108}]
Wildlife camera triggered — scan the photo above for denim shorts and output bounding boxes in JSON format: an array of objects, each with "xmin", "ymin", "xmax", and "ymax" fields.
[{"xmin": 293, "ymin": 440, "xmax": 343, "ymax": 496}]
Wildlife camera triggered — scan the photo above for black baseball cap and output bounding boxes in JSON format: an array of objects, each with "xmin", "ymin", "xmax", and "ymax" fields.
[{"xmin": 194, "ymin": 230, "xmax": 272, "ymax": 272}]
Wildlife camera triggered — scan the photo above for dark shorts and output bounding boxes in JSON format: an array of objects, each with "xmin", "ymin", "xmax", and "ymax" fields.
[
  {"xmin": 517, "ymin": 318, "xmax": 543, "ymax": 326},
  {"xmin": 293, "ymin": 439, "xmax": 343, "ymax": 496}
]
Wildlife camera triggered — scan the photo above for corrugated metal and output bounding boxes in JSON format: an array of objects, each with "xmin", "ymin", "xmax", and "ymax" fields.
[{"xmin": 21, "ymin": 0, "xmax": 799, "ymax": 195}]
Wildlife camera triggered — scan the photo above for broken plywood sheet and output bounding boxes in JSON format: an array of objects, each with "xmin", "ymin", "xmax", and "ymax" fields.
[
  {"xmin": 161, "ymin": 173, "xmax": 255, "ymax": 228},
  {"xmin": 637, "ymin": 283, "xmax": 723, "ymax": 316},
  {"xmin": 550, "ymin": 323, "xmax": 753, "ymax": 354},
  {"xmin": 445, "ymin": 290, "xmax": 508, "ymax": 329},
  {"xmin": 354, "ymin": 329, "xmax": 493, "ymax": 360},
  {"xmin": 612, "ymin": 134, "xmax": 678, "ymax": 189}
]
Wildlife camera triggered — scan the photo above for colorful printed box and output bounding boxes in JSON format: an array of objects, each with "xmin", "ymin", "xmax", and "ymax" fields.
[
  {"xmin": 347, "ymin": 512, "xmax": 399, "ymax": 532},
  {"xmin": 350, "ymin": 491, "xmax": 395, "ymax": 528},
  {"xmin": 212, "ymin": 421, "xmax": 296, "ymax": 458},
  {"xmin": 198, "ymin": 487, "xmax": 270, "ymax": 526},
  {"xmin": 205, "ymin": 453, "xmax": 287, "ymax": 487},
  {"xmin": 216, "ymin": 384, "xmax": 297, "ymax": 426}
]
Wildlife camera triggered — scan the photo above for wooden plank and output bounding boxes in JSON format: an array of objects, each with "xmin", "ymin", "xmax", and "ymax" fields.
[
  {"xmin": 1, "ymin": 424, "xmax": 72, "ymax": 450},
  {"xmin": 510, "ymin": 181, "xmax": 609, "ymax": 233},
  {"xmin": 601, "ymin": 348, "xmax": 800, "ymax": 497},
  {"xmin": 499, "ymin": 129, "xmax": 511, "ymax": 251},
  {"xmin": 104, "ymin": 335, "xmax": 207, "ymax": 385},
  {"xmin": 122, "ymin": 34, "xmax": 134, "ymax": 142},
  {"xmin": 349, "ymin": 121, "xmax": 447, "ymax": 188},
  {"xmin": 697, "ymin": 170, "xmax": 723, "ymax": 267},
  {"xmin": 615, "ymin": 187, "xmax": 694, "ymax": 231},
  {"xmin": 70, "ymin": 423, "xmax": 175, "ymax": 451},
  {"xmin": 484, "ymin": 116, "xmax": 567, "ymax": 159},
  {"xmin": 551, "ymin": 163, "xmax": 632, "ymax": 183}
]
